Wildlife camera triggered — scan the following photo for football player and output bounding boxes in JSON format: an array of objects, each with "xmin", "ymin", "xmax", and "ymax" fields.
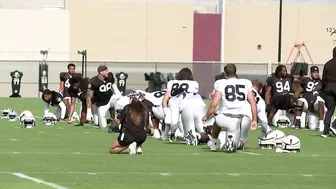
[
  {"xmin": 203, "ymin": 64, "xmax": 257, "ymax": 152},
  {"xmin": 174, "ymin": 90, "xmax": 209, "ymax": 145},
  {"xmin": 67, "ymin": 76, "xmax": 92, "ymax": 126},
  {"xmin": 293, "ymin": 66, "xmax": 325, "ymax": 130},
  {"xmin": 59, "ymin": 63, "xmax": 82, "ymax": 117},
  {"xmin": 265, "ymin": 65, "xmax": 296, "ymax": 125},
  {"xmin": 42, "ymin": 89, "xmax": 66, "ymax": 120},
  {"xmin": 162, "ymin": 68, "xmax": 200, "ymax": 141},
  {"xmin": 252, "ymin": 80, "xmax": 272, "ymax": 134},
  {"xmin": 87, "ymin": 65, "xmax": 121, "ymax": 128}
]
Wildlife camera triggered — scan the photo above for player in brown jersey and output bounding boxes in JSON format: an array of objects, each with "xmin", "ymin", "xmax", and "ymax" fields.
[
  {"xmin": 67, "ymin": 76, "xmax": 91, "ymax": 126},
  {"xmin": 265, "ymin": 65, "xmax": 296, "ymax": 125},
  {"xmin": 293, "ymin": 66, "xmax": 325, "ymax": 130},
  {"xmin": 42, "ymin": 89, "xmax": 66, "ymax": 120},
  {"xmin": 86, "ymin": 65, "xmax": 122, "ymax": 128},
  {"xmin": 59, "ymin": 63, "xmax": 82, "ymax": 118}
]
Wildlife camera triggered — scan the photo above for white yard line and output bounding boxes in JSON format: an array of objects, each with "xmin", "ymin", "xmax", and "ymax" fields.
[
  {"xmin": 12, "ymin": 172, "xmax": 68, "ymax": 189},
  {"xmin": 0, "ymin": 151, "xmax": 335, "ymax": 157},
  {"xmin": 2, "ymin": 171, "xmax": 334, "ymax": 177},
  {"xmin": 237, "ymin": 151, "xmax": 261, "ymax": 156}
]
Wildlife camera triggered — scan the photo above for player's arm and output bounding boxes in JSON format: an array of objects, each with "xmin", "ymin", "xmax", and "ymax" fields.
[
  {"xmin": 44, "ymin": 102, "xmax": 50, "ymax": 115},
  {"xmin": 204, "ymin": 90, "xmax": 221, "ymax": 120},
  {"xmin": 247, "ymin": 91, "xmax": 257, "ymax": 123},
  {"xmin": 86, "ymin": 89, "xmax": 93, "ymax": 112},
  {"xmin": 289, "ymin": 75, "xmax": 296, "ymax": 92},
  {"xmin": 68, "ymin": 97, "xmax": 77, "ymax": 121},
  {"xmin": 264, "ymin": 77, "xmax": 272, "ymax": 105},
  {"xmin": 265, "ymin": 85, "xmax": 272, "ymax": 105},
  {"xmin": 162, "ymin": 91, "xmax": 170, "ymax": 109},
  {"xmin": 293, "ymin": 87, "xmax": 303, "ymax": 99},
  {"xmin": 112, "ymin": 83, "xmax": 121, "ymax": 96},
  {"xmin": 59, "ymin": 73, "xmax": 65, "ymax": 93}
]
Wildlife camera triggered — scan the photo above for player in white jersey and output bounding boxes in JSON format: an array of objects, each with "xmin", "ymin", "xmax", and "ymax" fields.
[
  {"xmin": 203, "ymin": 64, "xmax": 257, "ymax": 152},
  {"xmin": 172, "ymin": 91, "xmax": 209, "ymax": 145},
  {"xmin": 162, "ymin": 68, "xmax": 199, "ymax": 141},
  {"xmin": 252, "ymin": 80, "xmax": 272, "ymax": 134}
]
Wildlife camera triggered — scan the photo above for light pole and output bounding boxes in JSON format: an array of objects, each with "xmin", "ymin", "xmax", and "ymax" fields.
[{"xmin": 277, "ymin": 0, "xmax": 283, "ymax": 64}]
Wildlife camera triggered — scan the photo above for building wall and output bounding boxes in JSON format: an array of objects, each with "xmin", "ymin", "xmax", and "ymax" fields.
[
  {"xmin": 69, "ymin": 0, "xmax": 194, "ymax": 62},
  {"xmin": 224, "ymin": 3, "xmax": 336, "ymax": 64}
]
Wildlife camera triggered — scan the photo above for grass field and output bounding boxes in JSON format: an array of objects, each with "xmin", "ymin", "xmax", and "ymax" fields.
[{"xmin": 0, "ymin": 98, "xmax": 335, "ymax": 189}]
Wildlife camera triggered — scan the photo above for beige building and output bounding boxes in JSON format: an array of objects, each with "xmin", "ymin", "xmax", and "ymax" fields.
[{"xmin": 0, "ymin": 0, "xmax": 335, "ymax": 97}]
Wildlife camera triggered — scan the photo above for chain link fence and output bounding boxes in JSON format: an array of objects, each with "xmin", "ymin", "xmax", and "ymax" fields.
[{"xmin": 0, "ymin": 60, "xmax": 326, "ymax": 98}]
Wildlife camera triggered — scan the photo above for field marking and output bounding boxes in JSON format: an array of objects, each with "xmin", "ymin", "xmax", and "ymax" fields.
[
  {"xmin": 12, "ymin": 172, "xmax": 68, "ymax": 189},
  {"xmin": 10, "ymin": 139, "xmax": 18, "ymax": 141},
  {"xmin": 2, "ymin": 171, "xmax": 334, "ymax": 177},
  {"xmin": 237, "ymin": 151, "xmax": 261, "ymax": 156},
  {"xmin": 0, "ymin": 151, "xmax": 335, "ymax": 157}
]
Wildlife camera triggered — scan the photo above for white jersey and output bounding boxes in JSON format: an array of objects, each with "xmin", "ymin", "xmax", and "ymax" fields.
[
  {"xmin": 166, "ymin": 80, "xmax": 199, "ymax": 97},
  {"xmin": 252, "ymin": 88, "xmax": 266, "ymax": 113},
  {"xmin": 130, "ymin": 90, "xmax": 165, "ymax": 106},
  {"xmin": 146, "ymin": 90, "xmax": 165, "ymax": 106},
  {"xmin": 214, "ymin": 78, "xmax": 252, "ymax": 116},
  {"xmin": 173, "ymin": 92, "xmax": 206, "ymax": 111}
]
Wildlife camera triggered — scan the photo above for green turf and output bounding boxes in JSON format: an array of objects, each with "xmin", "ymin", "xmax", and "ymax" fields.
[{"xmin": 0, "ymin": 98, "xmax": 335, "ymax": 189}]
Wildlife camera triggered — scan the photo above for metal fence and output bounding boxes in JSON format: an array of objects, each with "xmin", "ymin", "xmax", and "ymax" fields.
[{"xmin": 0, "ymin": 60, "xmax": 326, "ymax": 98}]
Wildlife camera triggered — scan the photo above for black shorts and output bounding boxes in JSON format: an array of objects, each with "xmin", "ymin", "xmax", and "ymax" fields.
[
  {"xmin": 272, "ymin": 94, "xmax": 294, "ymax": 110},
  {"xmin": 117, "ymin": 128, "xmax": 147, "ymax": 147}
]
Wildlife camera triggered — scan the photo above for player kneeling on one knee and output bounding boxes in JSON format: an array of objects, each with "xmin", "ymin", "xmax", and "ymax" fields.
[
  {"xmin": 110, "ymin": 97, "xmax": 149, "ymax": 155},
  {"xmin": 202, "ymin": 64, "xmax": 258, "ymax": 153}
]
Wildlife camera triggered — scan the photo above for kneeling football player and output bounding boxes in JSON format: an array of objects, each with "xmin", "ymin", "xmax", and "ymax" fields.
[
  {"xmin": 110, "ymin": 97, "xmax": 149, "ymax": 155},
  {"xmin": 42, "ymin": 89, "xmax": 67, "ymax": 120}
]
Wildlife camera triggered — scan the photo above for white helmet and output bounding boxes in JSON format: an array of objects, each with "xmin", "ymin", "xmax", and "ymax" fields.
[
  {"xmin": 258, "ymin": 131, "xmax": 276, "ymax": 149},
  {"xmin": 281, "ymin": 135, "xmax": 300, "ymax": 152},
  {"xmin": 275, "ymin": 116, "xmax": 291, "ymax": 128},
  {"xmin": 272, "ymin": 130, "xmax": 286, "ymax": 148},
  {"xmin": 20, "ymin": 110, "xmax": 34, "ymax": 119},
  {"xmin": 21, "ymin": 115, "xmax": 36, "ymax": 128},
  {"xmin": 2, "ymin": 108, "xmax": 12, "ymax": 119},
  {"xmin": 8, "ymin": 110, "xmax": 18, "ymax": 122},
  {"xmin": 43, "ymin": 112, "xmax": 57, "ymax": 126}
]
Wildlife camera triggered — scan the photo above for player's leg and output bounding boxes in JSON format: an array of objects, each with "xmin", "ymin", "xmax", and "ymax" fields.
[
  {"xmin": 210, "ymin": 114, "xmax": 241, "ymax": 152},
  {"xmin": 314, "ymin": 96, "xmax": 326, "ymax": 131},
  {"xmin": 63, "ymin": 94, "xmax": 71, "ymax": 118},
  {"xmin": 181, "ymin": 105, "xmax": 196, "ymax": 145},
  {"xmin": 97, "ymin": 103, "xmax": 109, "ymax": 128},
  {"xmin": 78, "ymin": 101, "xmax": 87, "ymax": 125},
  {"xmin": 92, "ymin": 104, "xmax": 99, "ymax": 126},
  {"xmin": 239, "ymin": 116, "xmax": 251, "ymax": 150},
  {"xmin": 294, "ymin": 98, "xmax": 307, "ymax": 129},
  {"xmin": 257, "ymin": 100, "xmax": 272, "ymax": 133},
  {"xmin": 307, "ymin": 111, "xmax": 318, "ymax": 130},
  {"xmin": 194, "ymin": 105, "xmax": 210, "ymax": 143}
]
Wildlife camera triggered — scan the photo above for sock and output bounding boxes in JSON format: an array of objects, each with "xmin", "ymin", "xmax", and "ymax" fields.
[{"xmin": 295, "ymin": 116, "xmax": 301, "ymax": 127}]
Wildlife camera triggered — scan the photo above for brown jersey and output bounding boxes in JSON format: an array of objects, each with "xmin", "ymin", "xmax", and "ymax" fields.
[
  {"xmin": 266, "ymin": 75, "xmax": 294, "ymax": 99},
  {"xmin": 42, "ymin": 91, "xmax": 63, "ymax": 106},
  {"xmin": 68, "ymin": 77, "xmax": 90, "ymax": 102},
  {"xmin": 89, "ymin": 72, "xmax": 115, "ymax": 107},
  {"xmin": 300, "ymin": 77, "xmax": 322, "ymax": 103},
  {"xmin": 59, "ymin": 72, "xmax": 82, "ymax": 96}
]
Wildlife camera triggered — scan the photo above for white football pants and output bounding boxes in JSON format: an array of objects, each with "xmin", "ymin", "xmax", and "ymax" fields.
[
  {"xmin": 97, "ymin": 95, "xmax": 120, "ymax": 128},
  {"xmin": 215, "ymin": 113, "xmax": 242, "ymax": 149},
  {"xmin": 45, "ymin": 102, "xmax": 66, "ymax": 120},
  {"xmin": 180, "ymin": 104, "xmax": 206, "ymax": 137}
]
